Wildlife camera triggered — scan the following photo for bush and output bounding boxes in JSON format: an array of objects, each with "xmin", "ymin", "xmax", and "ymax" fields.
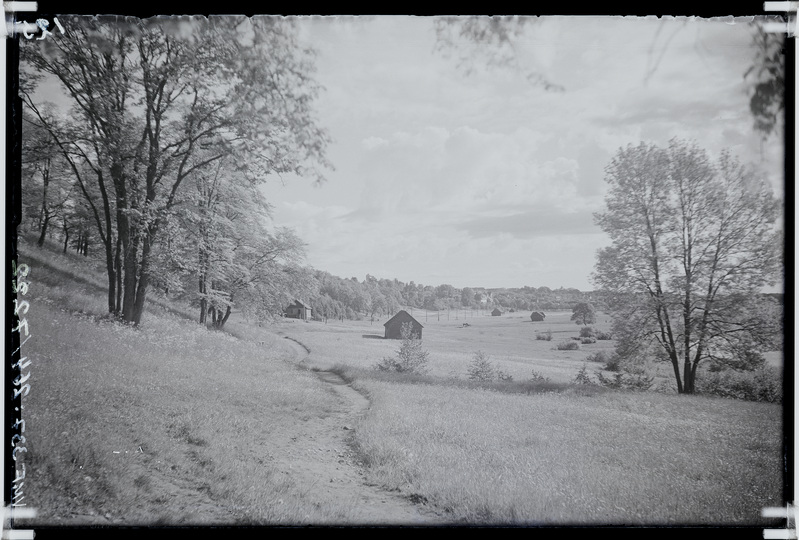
[
  {"xmin": 604, "ymin": 355, "xmax": 622, "ymax": 372},
  {"xmin": 595, "ymin": 370, "xmax": 654, "ymax": 391},
  {"xmin": 496, "ymin": 369, "xmax": 514, "ymax": 382},
  {"xmin": 467, "ymin": 350, "xmax": 495, "ymax": 381},
  {"xmin": 374, "ymin": 322, "xmax": 430, "ymax": 374},
  {"xmin": 579, "ymin": 326, "xmax": 595, "ymax": 338},
  {"xmin": 573, "ymin": 364, "xmax": 594, "ymax": 385},
  {"xmin": 557, "ymin": 341, "xmax": 580, "ymax": 351},
  {"xmin": 580, "ymin": 337, "xmax": 597, "ymax": 344},
  {"xmin": 529, "ymin": 370, "xmax": 550, "ymax": 382},
  {"xmin": 535, "ymin": 330, "xmax": 552, "ymax": 341},
  {"xmin": 585, "ymin": 351, "xmax": 609, "ymax": 363},
  {"xmin": 595, "ymin": 331, "xmax": 613, "ymax": 340},
  {"xmin": 695, "ymin": 365, "xmax": 782, "ymax": 403}
]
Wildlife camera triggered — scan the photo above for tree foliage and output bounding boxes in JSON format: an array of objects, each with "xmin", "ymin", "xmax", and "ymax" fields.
[
  {"xmin": 744, "ymin": 25, "xmax": 785, "ymax": 139},
  {"xmin": 593, "ymin": 139, "xmax": 782, "ymax": 394},
  {"xmin": 20, "ymin": 16, "xmax": 331, "ymax": 325},
  {"xmin": 570, "ymin": 302, "xmax": 596, "ymax": 326},
  {"xmin": 433, "ymin": 16, "xmax": 564, "ymax": 91}
]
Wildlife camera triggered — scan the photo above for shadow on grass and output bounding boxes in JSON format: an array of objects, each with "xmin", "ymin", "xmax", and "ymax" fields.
[{"xmin": 361, "ymin": 334, "xmax": 385, "ymax": 340}]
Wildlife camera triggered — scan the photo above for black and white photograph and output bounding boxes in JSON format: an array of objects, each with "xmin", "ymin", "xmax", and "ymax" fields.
[{"xmin": 9, "ymin": 11, "xmax": 788, "ymax": 530}]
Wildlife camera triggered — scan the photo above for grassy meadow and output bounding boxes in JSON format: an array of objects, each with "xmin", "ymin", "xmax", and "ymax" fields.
[
  {"xmin": 18, "ymin": 237, "xmax": 785, "ymax": 526},
  {"xmin": 269, "ymin": 311, "xmax": 785, "ymax": 524},
  {"xmin": 19, "ymin": 239, "xmax": 367, "ymax": 525}
]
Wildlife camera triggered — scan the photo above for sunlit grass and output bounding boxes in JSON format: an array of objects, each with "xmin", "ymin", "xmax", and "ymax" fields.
[
  {"xmin": 19, "ymin": 241, "xmax": 363, "ymax": 524},
  {"xmin": 348, "ymin": 379, "xmax": 783, "ymax": 525}
]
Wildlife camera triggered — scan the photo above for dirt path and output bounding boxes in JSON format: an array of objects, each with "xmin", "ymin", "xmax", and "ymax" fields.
[{"xmin": 275, "ymin": 334, "xmax": 447, "ymax": 525}]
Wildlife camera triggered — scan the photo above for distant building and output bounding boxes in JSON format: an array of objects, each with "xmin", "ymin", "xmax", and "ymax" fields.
[
  {"xmin": 285, "ymin": 300, "xmax": 312, "ymax": 320},
  {"xmin": 383, "ymin": 310, "xmax": 424, "ymax": 339},
  {"xmin": 491, "ymin": 308, "xmax": 503, "ymax": 316},
  {"xmin": 530, "ymin": 311, "xmax": 546, "ymax": 322}
]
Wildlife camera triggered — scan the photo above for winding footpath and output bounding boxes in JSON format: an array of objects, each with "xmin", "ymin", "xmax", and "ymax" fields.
[{"xmin": 276, "ymin": 334, "xmax": 447, "ymax": 525}]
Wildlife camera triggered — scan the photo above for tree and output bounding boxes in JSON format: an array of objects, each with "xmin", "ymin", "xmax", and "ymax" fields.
[
  {"xmin": 21, "ymin": 16, "xmax": 331, "ymax": 325},
  {"xmin": 374, "ymin": 322, "xmax": 430, "ymax": 374},
  {"xmin": 593, "ymin": 139, "xmax": 782, "ymax": 394},
  {"xmin": 433, "ymin": 16, "xmax": 564, "ymax": 91},
  {"xmin": 571, "ymin": 302, "xmax": 596, "ymax": 326},
  {"xmin": 744, "ymin": 25, "xmax": 785, "ymax": 140}
]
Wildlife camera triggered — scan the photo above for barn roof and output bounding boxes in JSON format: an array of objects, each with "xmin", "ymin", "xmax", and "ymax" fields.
[
  {"xmin": 289, "ymin": 300, "xmax": 310, "ymax": 309},
  {"xmin": 383, "ymin": 310, "xmax": 424, "ymax": 328}
]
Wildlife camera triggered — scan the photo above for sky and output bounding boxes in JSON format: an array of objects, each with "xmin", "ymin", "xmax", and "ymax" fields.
[
  {"xmin": 258, "ymin": 16, "xmax": 785, "ymax": 291},
  {"xmin": 31, "ymin": 15, "xmax": 785, "ymax": 292}
]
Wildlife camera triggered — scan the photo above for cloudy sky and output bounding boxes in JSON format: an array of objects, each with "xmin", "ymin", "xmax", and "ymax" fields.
[{"xmin": 260, "ymin": 16, "xmax": 783, "ymax": 291}]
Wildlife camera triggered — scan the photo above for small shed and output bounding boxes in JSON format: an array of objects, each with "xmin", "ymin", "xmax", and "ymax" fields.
[
  {"xmin": 491, "ymin": 308, "xmax": 503, "ymax": 316},
  {"xmin": 383, "ymin": 310, "xmax": 424, "ymax": 340},
  {"xmin": 285, "ymin": 300, "xmax": 312, "ymax": 320},
  {"xmin": 530, "ymin": 311, "xmax": 546, "ymax": 322}
]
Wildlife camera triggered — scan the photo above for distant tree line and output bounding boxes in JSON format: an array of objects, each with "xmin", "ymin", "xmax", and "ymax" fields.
[{"xmin": 306, "ymin": 274, "xmax": 605, "ymax": 322}]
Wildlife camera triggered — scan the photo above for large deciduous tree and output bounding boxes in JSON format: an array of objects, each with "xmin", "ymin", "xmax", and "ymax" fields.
[
  {"xmin": 570, "ymin": 302, "xmax": 596, "ymax": 326},
  {"xmin": 21, "ymin": 16, "xmax": 331, "ymax": 325},
  {"xmin": 593, "ymin": 139, "xmax": 782, "ymax": 394}
]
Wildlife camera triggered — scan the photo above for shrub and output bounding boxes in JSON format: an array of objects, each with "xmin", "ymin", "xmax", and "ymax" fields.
[
  {"xmin": 580, "ymin": 337, "xmax": 597, "ymax": 344},
  {"xmin": 604, "ymin": 354, "xmax": 622, "ymax": 372},
  {"xmin": 535, "ymin": 330, "xmax": 552, "ymax": 341},
  {"xmin": 557, "ymin": 341, "xmax": 580, "ymax": 351},
  {"xmin": 695, "ymin": 365, "xmax": 782, "ymax": 403},
  {"xmin": 585, "ymin": 351, "xmax": 609, "ymax": 363},
  {"xmin": 374, "ymin": 322, "xmax": 430, "ymax": 374},
  {"xmin": 529, "ymin": 370, "xmax": 550, "ymax": 382},
  {"xmin": 579, "ymin": 326, "xmax": 595, "ymax": 338},
  {"xmin": 573, "ymin": 364, "xmax": 594, "ymax": 385},
  {"xmin": 496, "ymin": 369, "xmax": 514, "ymax": 382},
  {"xmin": 467, "ymin": 350, "xmax": 495, "ymax": 381},
  {"xmin": 595, "ymin": 370, "xmax": 654, "ymax": 391},
  {"xmin": 595, "ymin": 331, "xmax": 613, "ymax": 340}
]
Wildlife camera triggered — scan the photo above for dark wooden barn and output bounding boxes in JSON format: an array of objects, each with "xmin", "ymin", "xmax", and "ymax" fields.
[
  {"xmin": 383, "ymin": 310, "xmax": 424, "ymax": 339},
  {"xmin": 530, "ymin": 311, "xmax": 546, "ymax": 322},
  {"xmin": 491, "ymin": 308, "xmax": 503, "ymax": 316},
  {"xmin": 285, "ymin": 300, "xmax": 312, "ymax": 320}
]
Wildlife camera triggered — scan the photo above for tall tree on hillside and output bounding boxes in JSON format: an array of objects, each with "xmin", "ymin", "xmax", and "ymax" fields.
[
  {"xmin": 593, "ymin": 139, "xmax": 782, "ymax": 394},
  {"xmin": 21, "ymin": 16, "xmax": 331, "ymax": 325}
]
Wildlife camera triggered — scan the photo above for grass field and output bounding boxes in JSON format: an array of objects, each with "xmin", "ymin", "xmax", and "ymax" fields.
[
  {"xmin": 269, "ymin": 311, "xmax": 785, "ymax": 524},
  {"xmin": 18, "ymin": 237, "xmax": 785, "ymax": 526}
]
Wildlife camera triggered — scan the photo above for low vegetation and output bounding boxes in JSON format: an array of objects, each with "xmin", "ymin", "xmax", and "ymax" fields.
[
  {"xmin": 373, "ymin": 322, "xmax": 430, "ymax": 374},
  {"xmin": 535, "ymin": 330, "xmax": 552, "ymax": 341},
  {"xmin": 556, "ymin": 341, "xmax": 580, "ymax": 351},
  {"xmin": 20, "ymin": 240, "xmax": 784, "ymax": 526},
  {"xmin": 347, "ymin": 376, "xmax": 782, "ymax": 524}
]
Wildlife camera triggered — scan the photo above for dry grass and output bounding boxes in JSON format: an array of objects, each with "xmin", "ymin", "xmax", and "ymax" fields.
[
  {"xmin": 347, "ymin": 379, "xmax": 783, "ymax": 525},
  {"xmin": 277, "ymin": 310, "xmax": 784, "ymax": 525},
  {"xmin": 19, "ymin": 241, "xmax": 363, "ymax": 524}
]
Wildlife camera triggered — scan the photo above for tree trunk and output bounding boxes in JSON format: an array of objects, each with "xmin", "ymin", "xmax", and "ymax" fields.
[
  {"xmin": 114, "ymin": 235, "xmax": 122, "ymax": 315},
  {"xmin": 211, "ymin": 305, "xmax": 232, "ymax": 330},
  {"xmin": 130, "ymin": 233, "xmax": 153, "ymax": 326},
  {"xmin": 62, "ymin": 219, "xmax": 69, "ymax": 253},
  {"xmin": 37, "ymin": 211, "xmax": 50, "ymax": 247},
  {"xmin": 105, "ymin": 243, "xmax": 117, "ymax": 316},
  {"xmin": 121, "ymin": 230, "xmax": 140, "ymax": 322},
  {"xmin": 668, "ymin": 349, "xmax": 684, "ymax": 394}
]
